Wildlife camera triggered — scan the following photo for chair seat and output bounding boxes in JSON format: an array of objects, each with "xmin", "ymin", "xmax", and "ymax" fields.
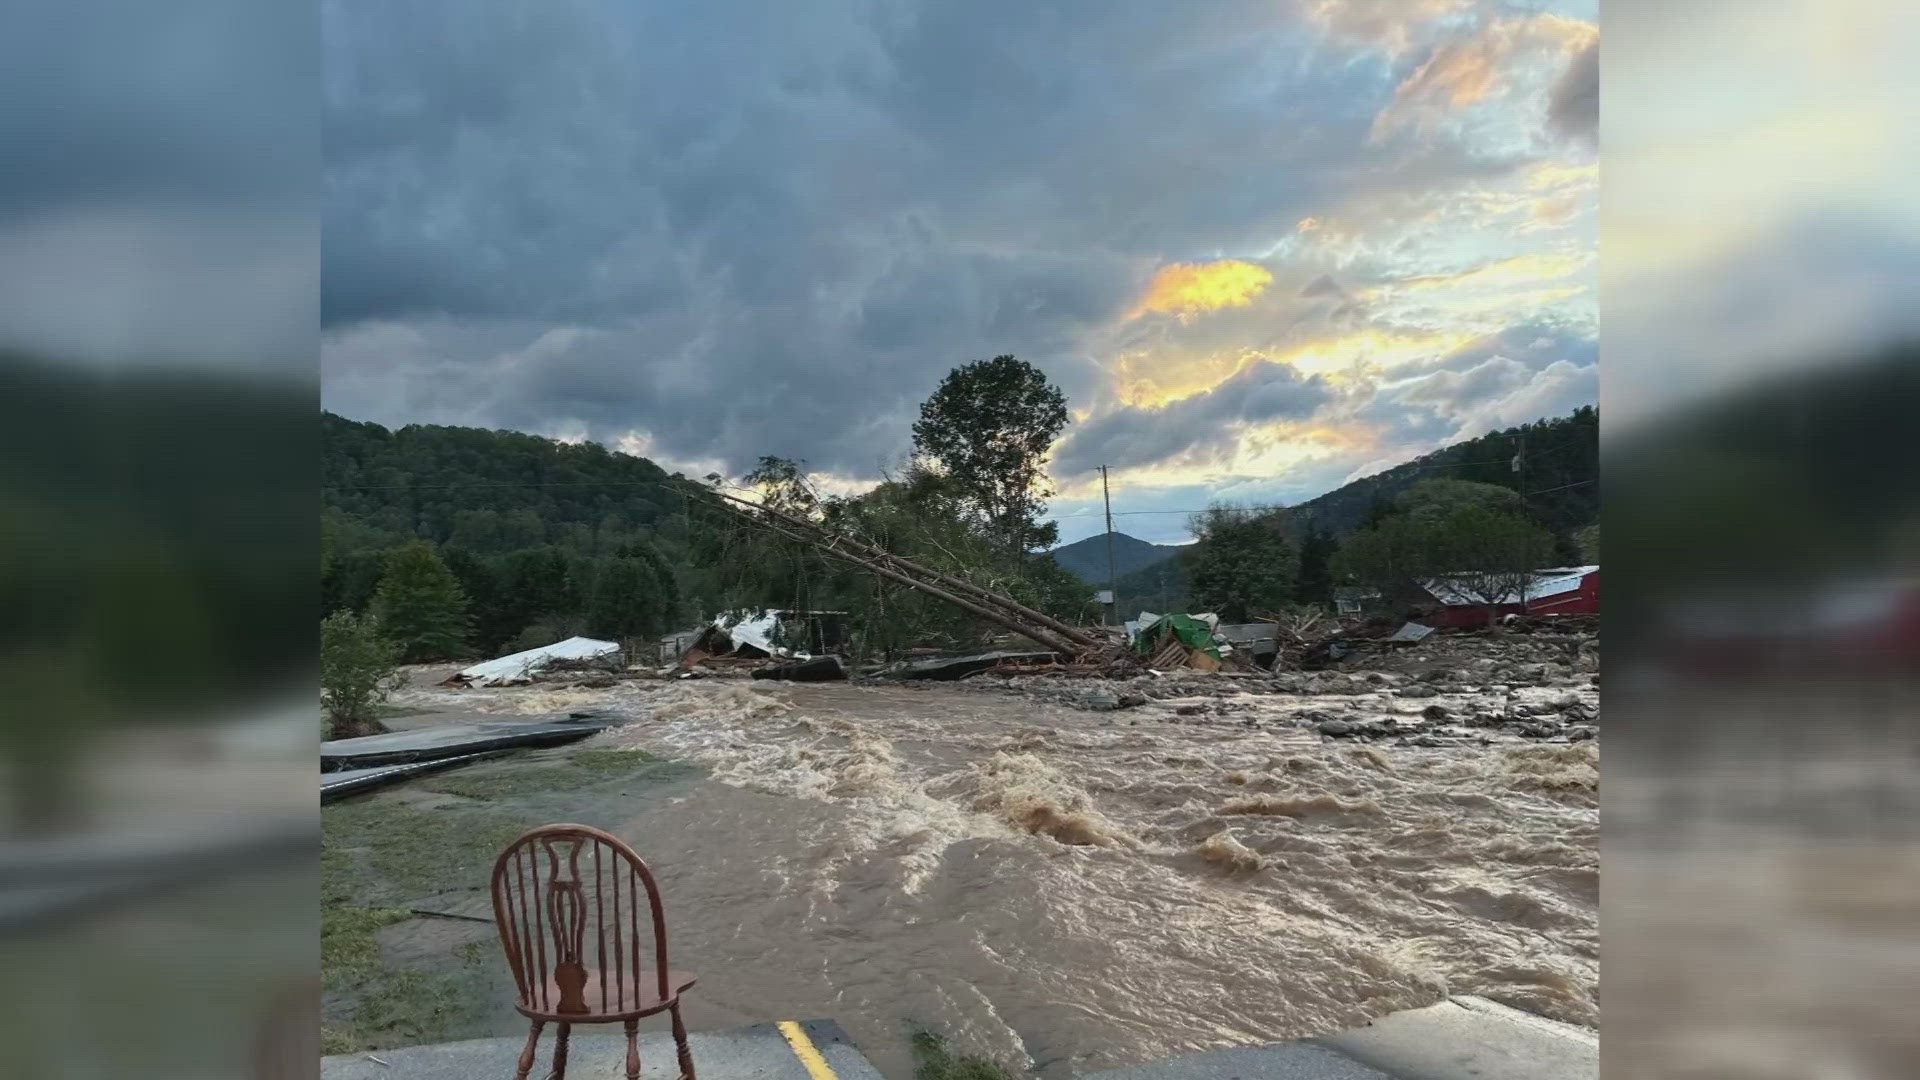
[{"xmin": 517, "ymin": 968, "xmax": 698, "ymax": 1021}]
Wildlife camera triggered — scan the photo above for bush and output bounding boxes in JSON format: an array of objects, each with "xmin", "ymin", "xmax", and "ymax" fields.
[{"xmin": 322, "ymin": 610, "xmax": 400, "ymax": 739}]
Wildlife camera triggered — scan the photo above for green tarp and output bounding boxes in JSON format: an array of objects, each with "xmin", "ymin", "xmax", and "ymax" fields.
[{"xmin": 1130, "ymin": 613, "xmax": 1224, "ymax": 660}]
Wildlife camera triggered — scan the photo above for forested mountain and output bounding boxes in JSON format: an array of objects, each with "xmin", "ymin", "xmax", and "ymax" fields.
[
  {"xmin": 1288, "ymin": 406, "xmax": 1598, "ymax": 539},
  {"xmin": 1109, "ymin": 407, "xmax": 1599, "ymax": 616},
  {"xmin": 1047, "ymin": 531, "xmax": 1187, "ymax": 585},
  {"xmin": 323, "ymin": 412, "xmax": 730, "ymax": 653}
]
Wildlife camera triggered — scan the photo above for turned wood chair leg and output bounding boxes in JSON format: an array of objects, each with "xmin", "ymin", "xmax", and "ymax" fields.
[
  {"xmin": 672, "ymin": 1001, "xmax": 696, "ymax": 1080},
  {"xmin": 550, "ymin": 1022, "xmax": 572, "ymax": 1079},
  {"xmin": 624, "ymin": 1017, "xmax": 642, "ymax": 1080},
  {"xmin": 513, "ymin": 1020, "xmax": 545, "ymax": 1080}
]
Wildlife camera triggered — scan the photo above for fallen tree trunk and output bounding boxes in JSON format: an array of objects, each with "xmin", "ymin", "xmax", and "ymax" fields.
[
  {"xmin": 713, "ymin": 489, "xmax": 1103, "ymax": 653},
  {"xmin": 747, "ymin": 514, "xmax": 1082, "ymax": 656}
]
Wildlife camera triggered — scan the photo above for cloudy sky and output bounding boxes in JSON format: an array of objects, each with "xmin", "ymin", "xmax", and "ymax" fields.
[{"xmin": 321, "ymin": 0, "xmax": 1598, "ymax": 544}]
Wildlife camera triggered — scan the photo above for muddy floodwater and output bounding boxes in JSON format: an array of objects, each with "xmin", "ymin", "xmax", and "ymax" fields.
[{"xmin": 389, "ymin": 676, "xmax": 1598, "ymax": 1078}]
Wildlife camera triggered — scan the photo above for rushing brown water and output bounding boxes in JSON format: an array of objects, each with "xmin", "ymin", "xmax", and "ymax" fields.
[{"xmin": 400, "ymin": 677, "xmax": 1598, "ymax": 1077}]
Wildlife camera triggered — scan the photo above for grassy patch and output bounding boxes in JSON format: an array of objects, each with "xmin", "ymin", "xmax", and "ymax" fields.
[
  {"xmin": 420, "ymin": 747, "xmax": 675, "ymax": 801},
  {"xmin": 374, "ymin": 703, "xmax": 434, "ymax": 720},
  {"xmin": 912, "ymin": 1031, "xmax": 1019, "ymax": 1080},
  {"xmin": 322, "ymin": 791, "xmax": 528, "ymax": 1051},
  {"xmin": 321, "ymin": 745, "xmax": 697, "ymax": 1054},
  {"xmin": 324, "ymin": 796, "xmax": 529, "ymax": 900}
]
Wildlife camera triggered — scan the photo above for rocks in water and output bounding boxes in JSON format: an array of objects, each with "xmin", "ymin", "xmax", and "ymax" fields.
[
  {"xmin": 1397, "ymin": 685, "xmax": 1439, "ymax": 699},
  {"xmin": 1421, "ymin": 703, "xmax": 1450, "ymax": 720},
  {"xmin": 1316, "ymin": 719, "xmax": 1356, "ymax": 737}
]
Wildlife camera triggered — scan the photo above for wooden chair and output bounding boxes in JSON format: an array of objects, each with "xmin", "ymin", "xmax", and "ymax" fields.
[{"xmin": 490, "ymin": 823, "xmax": 698, "ymax": 1080}]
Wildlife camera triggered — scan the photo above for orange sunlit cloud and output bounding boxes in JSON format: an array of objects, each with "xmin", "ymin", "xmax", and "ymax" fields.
[
  {"xmin": 1128, "ymin": 259, "xmax": 1274, "ymax": 321},
  {"xmin": 1370, "ymin": 14, "xmax": 1598, "ymax": 140}
]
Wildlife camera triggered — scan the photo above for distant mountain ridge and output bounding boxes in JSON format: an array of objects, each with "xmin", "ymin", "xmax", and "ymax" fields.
[{"xmin": 1047, "ymin": 531, "xmax": 1187, "ymax": 585}]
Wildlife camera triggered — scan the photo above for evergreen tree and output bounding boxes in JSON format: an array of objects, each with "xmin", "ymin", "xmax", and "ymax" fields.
[
  {"xmin": 370, "ymin": 540, "xmax": 471, "ymax": 661},
  {"xmin": 443, "ymin": 547, "xmax": 522, "ymax": 655},
  {"xmin": 1294, "ymin": 525, "xmax": 1337, "ymax": 606},
  {"xmin": 586, "ymin": 556, "xmax": 664, "ymax": 642}
]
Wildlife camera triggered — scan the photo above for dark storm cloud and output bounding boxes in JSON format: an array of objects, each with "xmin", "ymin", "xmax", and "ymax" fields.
[
  {"xmin": 1, "ymin": 0, "xmax": 311, "ymax": 214},
  {"xmin": 321, "ymin": 0, "xmax": 1545, "ymax": 477},
  {"xmin": 1052, "ymin": 361, "xmax": 1332, "ymax": 474},
  {"xmin": 1547, "ymin": 39, "xmax": 1598, "ymax": 142}
]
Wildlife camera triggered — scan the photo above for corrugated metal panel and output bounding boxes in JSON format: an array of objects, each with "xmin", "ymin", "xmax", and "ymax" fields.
[{"xmin": 1424, "ymin": 566, "xmax": 1597, "ymax": 607}]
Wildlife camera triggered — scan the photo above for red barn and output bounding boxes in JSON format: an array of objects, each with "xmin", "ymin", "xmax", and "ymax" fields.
[{"xmin": 1420, "ymin": 565, "xmax": 1600, "ymax": 628}]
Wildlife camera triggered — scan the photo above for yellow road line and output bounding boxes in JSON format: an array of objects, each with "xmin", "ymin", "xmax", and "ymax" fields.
[{"xmin": 777, "ymin": 1020, "xmax": 839, "ymax": 1080}]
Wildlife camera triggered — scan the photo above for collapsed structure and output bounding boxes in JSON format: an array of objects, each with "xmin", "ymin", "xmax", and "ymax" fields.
[{"xmin": 677, "ymin": 609, "xmax": 851, "ymax": 666}]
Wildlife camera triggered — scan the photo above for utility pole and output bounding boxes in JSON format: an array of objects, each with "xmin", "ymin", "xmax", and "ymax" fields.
[{"xmin": 1099, "ymin": 465, "xmax": 1118, "ymax": 626}]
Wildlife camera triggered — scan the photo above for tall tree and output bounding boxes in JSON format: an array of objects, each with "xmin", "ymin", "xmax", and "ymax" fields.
[
  {"xmin": 1294, "ymin": 524, "xmax": 1337, "ymax": 606},
  {"xmin": 586, "ymin": 556, "xmax": 666, "ymax": 642},
  {"xmin": 1185, "ymin": 505, "xmax": 1297, "ymax": 623},
  {"xmin": 442, "ymin": 547, "xmax": 520, "ymax": 655},
  {"xmin": 911, "ymin": 355, "xmax": 1069, "ymax": 558},
  {"xmin": 370, "ymin": 540, "xmax": 471, "ymax": 661}
]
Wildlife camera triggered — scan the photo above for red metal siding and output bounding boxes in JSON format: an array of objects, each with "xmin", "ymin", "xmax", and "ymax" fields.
[{"xmin": 1424, "ymin": 569, "xmax": 1598, "ymax": 627}]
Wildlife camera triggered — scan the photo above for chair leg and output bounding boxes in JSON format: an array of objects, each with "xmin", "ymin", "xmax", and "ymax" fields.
[
  {"xmin": 624, "ymin": 1017, "xmax": 642, "ymax": 1080},
  {"xmin": 513, "ymin": 1020, "xmax": 545, "ymax": 1080},
  {"xmin": 672, "ymin": 1001, "xmax": 696, "ymax": 1080},
  {"xmin": 550, "ymin": 1022, "xmax": 572, "ymax": 1080}
]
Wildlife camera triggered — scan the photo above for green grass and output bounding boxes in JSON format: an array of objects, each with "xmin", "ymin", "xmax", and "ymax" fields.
[
  {"xmin": 322, "ymin": 785, "xmax": 528, "ymax": 1051},
  {"xmin": 912, "ymin": 1031, "xmax": 1020, "ymax": 1080},
  {"xmin": 321, "ymin": 745, "xmax": 697, "ymax": 1054}
]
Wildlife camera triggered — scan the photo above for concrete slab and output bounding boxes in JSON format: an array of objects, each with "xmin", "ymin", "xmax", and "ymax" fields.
[
  {"xmin": 322, "ymin": 1020, "xmax": 883, "ymax": 1080},
  {"xmin": 1313, "ymin": 996, "xmax": 1597, "ymax": 1080},
  {"xmin": 321, "ymin": 719, "xmax": 612, "ymax": 770},
  {"xmin": 320, "ymin": 751, "xmax": 505, "ymax": 802}
]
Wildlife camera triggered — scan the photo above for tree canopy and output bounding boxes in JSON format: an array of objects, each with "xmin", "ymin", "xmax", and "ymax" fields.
[
  {"xmin": 911, "ymin": 355, "xmax": 1069, "ymax": 557},
  {"xmin": 370, "ymin": 540, "xmax": 472, "ymax": 662}
]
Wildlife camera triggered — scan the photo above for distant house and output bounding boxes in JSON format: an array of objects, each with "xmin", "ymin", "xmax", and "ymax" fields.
[{"xmin": 1420, "ymin": 565, "xmax": 1599, "ymax": 628}]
